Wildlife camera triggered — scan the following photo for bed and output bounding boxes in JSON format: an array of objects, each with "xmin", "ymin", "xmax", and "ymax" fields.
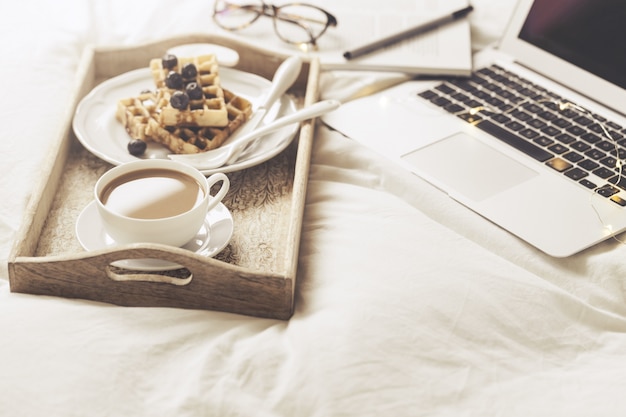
[{"xmin": 2, "ymin": 0, "xmax": 626, "ymax": 415}]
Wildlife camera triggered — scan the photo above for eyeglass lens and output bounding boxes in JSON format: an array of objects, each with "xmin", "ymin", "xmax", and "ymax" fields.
[{"xmin": 213, "ymin": 0, "xmax": 262, "ymax": 30}]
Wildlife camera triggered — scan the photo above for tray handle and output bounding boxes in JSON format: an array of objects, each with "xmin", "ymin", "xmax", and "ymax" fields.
[
  {"xmin": 94, "ymin": 244, "xmax": 214, "ymax": 286},
  {"xmin": 105, "ymin": 268, "xmax": 192, "ymax": 286},
  {"xmin": 10, "ymin": 244, "xmax": 294, "ymax": 319}
]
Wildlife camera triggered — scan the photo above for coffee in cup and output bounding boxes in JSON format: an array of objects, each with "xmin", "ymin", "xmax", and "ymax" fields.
[{"xmin": 94, "ymin": 159, "xmax": 229, "ymax": 247}]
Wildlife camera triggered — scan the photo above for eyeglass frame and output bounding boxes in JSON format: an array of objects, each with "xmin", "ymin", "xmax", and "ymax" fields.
[{"xmin": 212, "ymin": 1, "xmax": 338, "ymax": 48}]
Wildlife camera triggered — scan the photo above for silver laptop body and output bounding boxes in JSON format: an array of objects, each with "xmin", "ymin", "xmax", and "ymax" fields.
[{"xmin": 323, "ymin": 0, "xmax": 626, "ymax": 257}]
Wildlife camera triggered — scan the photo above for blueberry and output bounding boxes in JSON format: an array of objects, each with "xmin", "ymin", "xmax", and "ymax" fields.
[
  {"xmin": 161, "ymin": 54, "xmax": 178, "ymax": 70},
  {"xmin": 165, "ymin": 71, "xmax": 184, "ymax": 89},
  {"xmin": 170, "ymin": 91, "xmax": 189, "ymax": 110},
  {"xmin": 127, "ymin": 139, "xmax": 147, "ymax": 156},
  {"xmin": 181, "ymin": 63, "xmax": 197, "ymax": 80},
  {"xmin": 185, "ymin": 82, "xmax": 203, "ymax": 100}
]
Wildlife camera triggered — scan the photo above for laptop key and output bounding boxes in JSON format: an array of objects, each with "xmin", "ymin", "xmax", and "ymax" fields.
[
  {"xmin": 491, "ymin": 114, "xmax": 511, "ymax": 124},
  {"xmin": 466, "ymin": 99, "xmax": 483, "ymax": 109},
  {"xmin": 495, "ymin": 89, "xmax": 521, "ymax": 102},
  {"xmin": 484, "ymin": 83, "xmax": 501, "ymax": 93},
  {"xmin": 579, "ymin": 159, "xmax": 600, "ymax": 171},
  {"xmin": 581, "ymin": 132, "xmax": 601, "ymax": 144},
  {"xmin": 511, "ymin": 110, "xmax": 532, "ymax": 121},
  {"xmin": 565, "ymin": 167, "xmax": 588, "ymax": 180},
  {"xmin": 534, "ymin": 136, "xmax": 554, "ymax": 147},
  {"xmin": 588, "ymin": 123, "xmax": 605, "ymax": 134},
  {"xmin": 505, "ymin": 121, "xmax": 525, "ymax": 131},
  {"xmin": 432, "ymin": 96, "xmax": 452, "ymax": 107},
  {"xmin": 418, "ymin": 90, "xmax": 438, "ymax": 100},
  {"xmin": 593, "ymin": 167, "xmax": 615, "ymax": 179},
  {"xmin": 596, "ymin": 140, "xmax": 615, "ymax": 152},
  {"xmin": 584, "ymin": 149, "xmax": 606, "ymax": 160},
  {"xmin": 607, "ymin": 121, "xmax": 623, "ymax": 130},
  {"xmin": 522, "ymin": 103, "xmax": 543, "ymax": 113},
  {"xmin": 567, "ymin": 125, "xmax": 586, "ymax": 136},
  {"xmin": 611, "ymin": 144, "xmax": 626, "ymax": 159},
  {"xmin": 435, "ymin": 84, "xmax": 455, "ymax": 94},
  {"xmin": 528, "ymin": 118, "xmax": 547, "ymax": 129},
  {"xmin": 519, "ymin": 128, "xmax": 539, "ymax": 139},
  {"xmin": 552, "ymin": 118, "xmax": 572, "ymax": 128},
  {"xmin": 449, "ymin": 79, "xmax": 476, "ymax": 92},
  {"xmin": 474, "ymin": 90, "xmax": 492, "ymax": 100},
  {"xmin": 600, "ymin": 156, "xmax": 618, "ymax": 168},
  {"xmin": 541, "ymin": 126, "xmax": 560, "ymax": 136},
  {"xmin": 458, "ymin": 113, "xmax": 483, "ymax": 124},
  {"xmin": 548, "ymin": 144, "xmax": 568, "ymax": 154},
  {"xmin": 476, "ymin": 120, "xmax": 554, "ymax": 162},
  {"xmin": 597, "ymin": 184, "xmax": 620, "ymax": 197},
  {"xmin": 546, "ymin": 158, "xmax": 573, "ymax": 172},
  {"xmin": 610, "ymin": 195, "xmax": 626, "ymax": 206},
  {"xmin": 574, "ymin": 115, "xmax": 593, "ymax": 126},
  {"xmin": 485, "ymin": 96, "xmax": 506, "ymax": 108},
  {"xmin": 579, "ymin": 179, "xmax": 597, "ymax": 189},
  {"xmin": 555, "ymin": 133, "xmax": 576, "ymax": 144},
  {"xmin": 609, "ymin": 175, "xmax": 626, "ymax": 191},
  {"xmin": 571, "ymin": 141, "xmax": 590, "ymax": 152},
  {"xmin": 538, "ymin": 111, "xmax": 558, "ymax": 121},
  {"xmin": 560, "ymin": 108, "xmax": 580, "ymax": 119},
  {"xmin": 563, "ymin": 151, "xmax": 584, "ymax": 163},
  {"xmin": 444, "ymin": 103, "xmax": 465, "ymax": 113},
  {"xmin": 451, "ymin": 92, "xmax": 470, "ymax": 103}
]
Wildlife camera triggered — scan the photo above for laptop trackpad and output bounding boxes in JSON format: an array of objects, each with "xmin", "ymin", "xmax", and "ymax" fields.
[{"xmin": 401, "ymin": 132, "xmax": 538, "ymax": 201}]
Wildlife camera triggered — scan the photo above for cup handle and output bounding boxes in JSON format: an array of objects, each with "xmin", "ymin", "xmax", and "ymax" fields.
[{"xmin": 204, "ymin": 172, "xmax": 230, "ymax": 212}]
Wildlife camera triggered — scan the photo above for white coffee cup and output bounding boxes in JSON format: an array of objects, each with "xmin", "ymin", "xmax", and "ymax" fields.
[{"xmin": 94, "ymin": 159, "xmax": 229, "ymax": 247}]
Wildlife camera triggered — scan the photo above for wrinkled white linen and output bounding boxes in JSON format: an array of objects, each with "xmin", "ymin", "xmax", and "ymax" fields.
[{"xmin": 2, "ymin": 1, "xmax": 626, "ymax": 416}]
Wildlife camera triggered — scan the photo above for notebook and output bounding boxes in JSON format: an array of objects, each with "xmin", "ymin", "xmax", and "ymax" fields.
[
  {"xmin": 322, "ymin": 0, "xmax": 626, "ymax": 257},
  {"xmin": 317, "ymin": 0, "xmax": 472, "ymax": 76}
]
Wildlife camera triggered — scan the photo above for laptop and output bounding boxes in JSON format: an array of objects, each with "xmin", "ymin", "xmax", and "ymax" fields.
[{"xmin": 322, "ymin": 0, "xmax": 626, "ymax": 257}]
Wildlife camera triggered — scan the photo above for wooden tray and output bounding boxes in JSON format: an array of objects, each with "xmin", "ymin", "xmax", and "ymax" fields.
[{"xmin": 7, "ymin": 34, "xmax": 320, "ymax": 320}]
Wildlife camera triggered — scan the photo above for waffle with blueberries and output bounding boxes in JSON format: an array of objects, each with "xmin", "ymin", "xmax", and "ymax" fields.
[
  {"xmin": 116, "ymin": 88, "xmax": 251, "ymax": 155},
  {"xmin": 149, "ymin": 54, "xmax": 229, "ymax": 128},
  {"xmin": 116, "ymin": 54, "xmax": 252, "ymax": 156},
  {"xmin": 144, "ymin": 88, "xmax": 251, "ymax": 154}
]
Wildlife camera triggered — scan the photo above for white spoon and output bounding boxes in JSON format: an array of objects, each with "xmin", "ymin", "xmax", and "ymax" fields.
[
  {"xmin": 242, "ymin": 56, "xmax": 302, "ymax": 131},
  {"xmin": 168, "ymin": 99, "xmax": 341, "ymax": 170},
  {"xmin": 224, "ymin": 55, "xmax": 303, "ymax": 157}
]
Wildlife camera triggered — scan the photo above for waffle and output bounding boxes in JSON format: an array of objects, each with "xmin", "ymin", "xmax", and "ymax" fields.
[
  {"xmin": 115, "ymin": 90, "xmax": 161, "ymax": 140},
  {"xmin": 117, "ymin": 89, "xmax": 252, "ymax": 154},
  {"xmin": 149, "ymin": 54, "xmax": 229, "ymax": 127}
]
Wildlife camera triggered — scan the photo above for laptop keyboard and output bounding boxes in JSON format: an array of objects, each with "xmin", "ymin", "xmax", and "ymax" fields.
[{"xmin": 418, "ymin": 64, "xmax": 626, "ymax": 207}]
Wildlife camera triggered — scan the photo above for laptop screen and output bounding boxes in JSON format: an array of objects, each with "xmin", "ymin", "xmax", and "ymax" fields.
[{"xmin": 518, "ymin": 0, "xmax": 626, "ymax": 90}]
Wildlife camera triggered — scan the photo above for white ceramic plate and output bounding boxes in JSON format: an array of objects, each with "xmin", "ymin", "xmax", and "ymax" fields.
[
  {"xmin": 72, "ymin": 67, "xmax": 298, "ymax": 175},
  {"xmin": 75, "ymin": 200, "xmax": 234, "ymax": 271}
]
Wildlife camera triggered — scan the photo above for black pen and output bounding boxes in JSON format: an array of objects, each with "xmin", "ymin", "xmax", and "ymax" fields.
[{"xmin": 343, "ymin": 5, "xmax": 474, "ymax": 60}]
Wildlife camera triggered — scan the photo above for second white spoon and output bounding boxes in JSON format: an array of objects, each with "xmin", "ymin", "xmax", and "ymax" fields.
[{"xmin": 168, "ymin": 99, "xmax": 341, "ymax": 170}]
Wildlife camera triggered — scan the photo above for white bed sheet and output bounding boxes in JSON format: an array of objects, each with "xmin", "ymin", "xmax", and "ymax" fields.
[{"xmin": 2, "ymin": 1, "xmax": 626, "ymax": 416}]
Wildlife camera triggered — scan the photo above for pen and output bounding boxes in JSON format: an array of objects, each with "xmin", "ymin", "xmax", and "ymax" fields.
[{"xmin": 343, "ymin": 5, "xmax": 474, "ymax": 60}]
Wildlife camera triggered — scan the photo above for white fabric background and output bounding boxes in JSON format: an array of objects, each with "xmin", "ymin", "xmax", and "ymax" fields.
[{"xmin": 2, "ymin": 1, "xmax": 626, "ymax": 416}]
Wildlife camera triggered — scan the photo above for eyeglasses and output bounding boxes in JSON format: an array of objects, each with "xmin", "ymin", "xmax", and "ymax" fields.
[{"xmin": 213, "ymin": 0, "xmax": 337, "ymax": 50}]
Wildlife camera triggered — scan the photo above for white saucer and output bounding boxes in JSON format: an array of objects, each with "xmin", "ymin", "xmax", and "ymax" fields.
[{"xmin": 75, "ymin": 200, "xmax": 234, "ymax": 271}]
